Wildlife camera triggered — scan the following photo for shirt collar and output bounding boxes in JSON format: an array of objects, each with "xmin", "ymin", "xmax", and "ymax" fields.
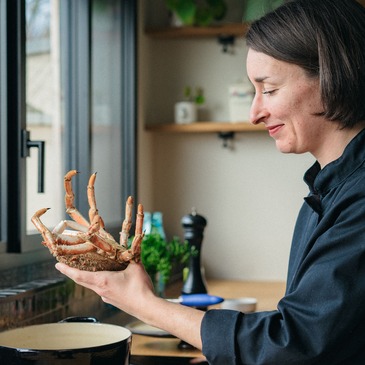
[{"xmin": 304, "ymin": 128, "xmax": 365, "ymax": 196}]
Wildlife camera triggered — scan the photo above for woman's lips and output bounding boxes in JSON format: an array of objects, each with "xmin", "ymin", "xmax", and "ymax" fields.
[{"xmin": 267, "ymin": 124, "xmax": 284, "ymax": 137}]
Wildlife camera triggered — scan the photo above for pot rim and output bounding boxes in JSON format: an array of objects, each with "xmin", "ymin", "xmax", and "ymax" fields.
[{"xmin": 0, "ymin": 322, "xmax": 132, "ymax": 352}]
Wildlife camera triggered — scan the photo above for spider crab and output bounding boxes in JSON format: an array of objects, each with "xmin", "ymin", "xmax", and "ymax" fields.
[{"xmin": 31, "ymin": 170, "xmax": 144, "ymax": 271}]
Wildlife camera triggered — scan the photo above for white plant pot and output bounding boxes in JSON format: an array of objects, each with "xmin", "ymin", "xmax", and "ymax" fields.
[{"xmin": 174, "ymin": 102, "xmax": 197, "ymax": 124}]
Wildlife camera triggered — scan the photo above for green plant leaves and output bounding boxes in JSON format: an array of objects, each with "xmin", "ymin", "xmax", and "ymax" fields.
[
  {"xmin": 165, "ymin": 0, "xmax": 196, "ymax": 26},
  {"xmin": 184, "ymin": 86, "xmax": 205, "ymax": 104},
  {"xmin": 140, "ymin": 234, "xmax": 194, "ymax": 284},
  {"xmin": 165, "ymin": 0, "xmax": 227, "ymax": 26}
]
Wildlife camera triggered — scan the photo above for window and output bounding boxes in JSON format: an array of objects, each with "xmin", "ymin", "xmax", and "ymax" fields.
[
  {"xmin": 26, "ymin": 0, "xmax": 63, "ymax": 237},
  {"xmin": 0, "ymin": 0, "xmax": 136, "ymax": 266}
]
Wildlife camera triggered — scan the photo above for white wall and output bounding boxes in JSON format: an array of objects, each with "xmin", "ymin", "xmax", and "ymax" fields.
[{"xmin": 138, "ymin": 0, "xmax": 314, "ymax": 281}]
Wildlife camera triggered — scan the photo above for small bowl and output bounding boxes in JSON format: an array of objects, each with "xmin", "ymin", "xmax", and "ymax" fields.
[{"xmin": 220, "ymin": 297, "xmax": 257, "ymax": 313}]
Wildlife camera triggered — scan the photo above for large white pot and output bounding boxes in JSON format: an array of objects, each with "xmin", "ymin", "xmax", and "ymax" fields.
[{"xmin": 0, "ymin": 317, "xmax": 132, "ymax": 365}]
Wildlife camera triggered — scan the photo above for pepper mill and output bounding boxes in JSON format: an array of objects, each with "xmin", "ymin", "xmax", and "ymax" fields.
[
  {"xmin": 181, "ymin": 208, "xmax": 208, "ymax": 295},
  {"xmin": 178, "ymin": 208, "xmax": 208, "ymax": 350}
]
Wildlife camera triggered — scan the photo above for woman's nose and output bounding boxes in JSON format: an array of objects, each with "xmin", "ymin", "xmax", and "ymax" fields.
[{"xmin": 250, "ymin": 95, "xmax": 269, "ymax": 125}]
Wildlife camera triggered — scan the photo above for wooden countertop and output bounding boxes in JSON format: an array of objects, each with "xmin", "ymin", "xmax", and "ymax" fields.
[{"xmin": 131, "ymin": 279, "xmax": 286, "ymax": 358}]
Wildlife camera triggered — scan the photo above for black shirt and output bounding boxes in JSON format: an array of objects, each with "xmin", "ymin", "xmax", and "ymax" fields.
[{"xmin": 201, "ymin": 129, "xmax": 365, "ymax": 364}]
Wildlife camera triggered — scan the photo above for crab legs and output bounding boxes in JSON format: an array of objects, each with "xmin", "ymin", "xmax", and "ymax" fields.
[{"xmin": 31, "ymin": 170, "xmax": 144, "ymax": 271}]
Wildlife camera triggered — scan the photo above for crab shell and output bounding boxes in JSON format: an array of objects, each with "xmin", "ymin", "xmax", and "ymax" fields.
[{"xmin": 55, "ymin": 251, "xmax": 129, "ymax": 271}]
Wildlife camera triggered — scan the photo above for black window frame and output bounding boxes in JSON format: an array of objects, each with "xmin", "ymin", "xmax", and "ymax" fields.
[{"xmin": 0, "ymin": 0, "xmax": 137, "ymax": 268}]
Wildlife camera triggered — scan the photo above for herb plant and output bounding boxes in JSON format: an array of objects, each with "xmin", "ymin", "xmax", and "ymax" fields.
[
  {"xmin": 184, "ymin": 86, "xmax": 205, "ymax": 105},
  {"xmin": 141, "ymin": 233, "xmax": 195, "ymax": 285},
  {"xmin": 165, "ymin": 0, "xmax": 227, "ymax": 26}
]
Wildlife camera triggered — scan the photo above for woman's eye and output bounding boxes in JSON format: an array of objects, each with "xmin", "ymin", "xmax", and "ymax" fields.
[{"xmin": 262, "ymin": 89, "xmax": 277, "ymax": 95}]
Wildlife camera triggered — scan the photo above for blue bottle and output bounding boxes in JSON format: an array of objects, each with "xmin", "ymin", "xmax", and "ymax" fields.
[{"xmin": 151, "ymin": 212, "xmax": 166, "ymax": 240}]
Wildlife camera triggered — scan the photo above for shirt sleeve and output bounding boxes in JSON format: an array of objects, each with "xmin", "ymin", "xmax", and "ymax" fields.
[{"xmin": 201, "ymin": 309, "xmax": 242, "ymax": 364}]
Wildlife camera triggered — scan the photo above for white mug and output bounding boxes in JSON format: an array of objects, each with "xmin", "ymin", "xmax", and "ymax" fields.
[
  {"xmin": 174, "ymin": 101, "xmax": 197, "ymax": 124},
  {"xmin": 220, "ymin": 297, "xmax": 257, "ymax": 313}
]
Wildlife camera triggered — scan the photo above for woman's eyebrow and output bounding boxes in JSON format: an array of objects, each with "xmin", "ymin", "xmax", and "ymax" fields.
[{"xmin": 254, "ymin": 76, "xmax": 269, "ymax": 83}]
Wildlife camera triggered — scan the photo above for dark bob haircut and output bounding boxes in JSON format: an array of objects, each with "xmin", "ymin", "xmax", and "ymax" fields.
[{"xmin": 246, "ymin": 0, "xmax": 365, "ymax": 128}]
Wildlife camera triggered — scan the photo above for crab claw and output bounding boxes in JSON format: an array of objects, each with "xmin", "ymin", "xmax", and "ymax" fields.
[
  {"xmin": 131, "ymin": 203, "xmax": 145, "ymax": 261},
  {"xmin": 120, "ymin": 196, "xmax": 133, "ymax": 248},
  {"xmin": 64, "ymin": 170, "xmax": 89, "ymax": 227},
  {"xmin": 119, "ymin": 203, "xmax": 144, "ymax": 263},
  {"xmin": 31, "ymin": 208, "xmax": 54, "ymax": 248}
]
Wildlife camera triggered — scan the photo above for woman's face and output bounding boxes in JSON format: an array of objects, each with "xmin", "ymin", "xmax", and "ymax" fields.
[{"xmin": 247, "ymin": 49, "xmax": 331, "ymax": 158}]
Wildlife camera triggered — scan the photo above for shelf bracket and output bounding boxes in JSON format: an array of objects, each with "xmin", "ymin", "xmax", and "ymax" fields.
[
  {"xmin": 218, "ymin": 131, "xmax": 235, "ymax": 149},
  {"xmin": 218, "ymin": 35, "xmax": 235, "ymax": 53}
]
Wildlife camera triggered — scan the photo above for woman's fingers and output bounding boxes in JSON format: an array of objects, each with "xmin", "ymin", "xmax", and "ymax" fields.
[
  {"xmin": 55, "ymin": 262, "xmax": 113, "ymax": 293},
  {"xmin": 55, "ymin": 262, "xmax": 95, "ymax": 284},
  {"xmin": 55, "ymin": 261, "xmax": 154, "ymax": 314}
]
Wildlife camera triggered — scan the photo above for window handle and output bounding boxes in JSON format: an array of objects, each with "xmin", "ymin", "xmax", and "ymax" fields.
[{"xmin": 21, "ymin": 129, "xmax": 45, "ymax": 193}]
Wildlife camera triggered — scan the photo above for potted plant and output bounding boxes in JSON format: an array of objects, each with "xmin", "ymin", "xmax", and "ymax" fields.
[
  {"xmin": 174, "ymin": 86, "xmax": 205, "ymax": 124},
  {"xmin": 184, "ymin": 86, "xmax": 205, "ymax": 105},
  {"xmin": 140, "ymin": 233, "xmax": 196, "ymax": 297},
  {"xmin": 164, "ymin": 0, "xmax": 227, "ymax": 27},
  {"xmin": 243, "ymin": 0, "xmax": 285, "ymax": 22}
]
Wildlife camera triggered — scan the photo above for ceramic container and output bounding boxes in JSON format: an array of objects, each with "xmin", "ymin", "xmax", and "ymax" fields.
[{"xmin": 220, "ymin": 297, "xmax": 257, "ymax": 313}]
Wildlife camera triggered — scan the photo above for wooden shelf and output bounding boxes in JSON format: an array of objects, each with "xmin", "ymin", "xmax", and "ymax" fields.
[
  {"xmin": 144, "ymin": 24, "xmax": 261, "ymax": 137},
  {"xmin": 145, "ymin": 23, "xmax": 249, "ymax": 39},
  {"xmin": 145, "ymin": 122, "xmax": 266, "ymax": 133}
]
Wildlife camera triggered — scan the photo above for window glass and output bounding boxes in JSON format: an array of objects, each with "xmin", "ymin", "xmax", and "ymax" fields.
[
  {"xmin": 91, "ymin": 0, "xmax": 123, "ymax": 225},
  {"xmin": 25, "ymin": 0, "xmax": 64, "ymax": 233},
  {"xmin": 0, "ymin": 0, "xmax": 135, "ymax": 255}
]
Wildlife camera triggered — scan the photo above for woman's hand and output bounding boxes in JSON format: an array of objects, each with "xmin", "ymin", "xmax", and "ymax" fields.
[
  {"xmin": 55, "ymin": 261, "xmax": 205, "ymax": 350},
  {"xmin": 55, "ymin": 261, "xmax": 155, "ymax": 317}
]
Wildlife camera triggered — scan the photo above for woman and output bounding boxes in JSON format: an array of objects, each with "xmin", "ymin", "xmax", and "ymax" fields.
[{"xmin": 56, "ymin": 0, "xmax": 365, "ymax": 363}]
